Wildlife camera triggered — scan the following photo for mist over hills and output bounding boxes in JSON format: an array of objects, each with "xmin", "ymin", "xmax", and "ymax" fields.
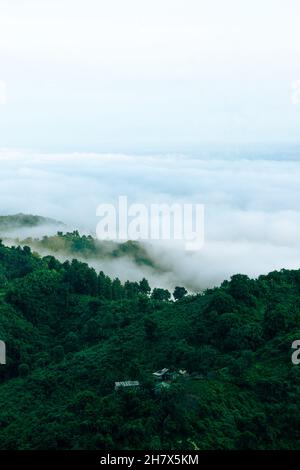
[
  {"xmin": 1, "ymin": 150, "xmax": 300, "ymax": 292},
  {"xmin": 0, "ymin": 214, "xmax": 176, "ymax": 291},
  {"xmin": 0, "ymin": 214, "xmax": 65, "ymax": 238}
]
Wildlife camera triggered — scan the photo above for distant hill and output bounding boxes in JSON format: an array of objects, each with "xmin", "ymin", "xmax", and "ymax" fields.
[
  {"xmin": 0, "ymin": 214, "xmax": 64, "ymax": 232},
  {"xmin": 0, "ymin": 215, "xmax": 167, "ymax": 286},
  {"xmin": 0, "ymin": 216, "xmax": 160, "ymax": 276},
  {"xmin": 21, "ymin": 230, "xmax": 157, "ymax": 269}
]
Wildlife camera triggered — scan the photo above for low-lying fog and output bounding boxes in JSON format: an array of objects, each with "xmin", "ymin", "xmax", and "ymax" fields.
[{"xmin": 1, "ymin": 147, "xmax": 300, "ymax": 291}]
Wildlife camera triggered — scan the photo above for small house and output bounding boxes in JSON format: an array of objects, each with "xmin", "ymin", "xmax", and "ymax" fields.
[
  {"xmin": 152, "ymin": 368, "xmax": 169, "ymax": 381},
  {"xmin": 114, "ymin": 381, "xmax": 140, "ymax": 391}
]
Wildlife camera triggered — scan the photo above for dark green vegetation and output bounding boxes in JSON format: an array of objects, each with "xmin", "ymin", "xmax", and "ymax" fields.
[
  {"xmin": 21, "ymin": 231, "xmax": 156, "ymax": 269},
  {"xmin": 0, "ymin": 240, "xmax": 300, "ymax": 450},
  {"xmin": 0, "ymin": 215, "xmax": 171, "ymax": 282}
]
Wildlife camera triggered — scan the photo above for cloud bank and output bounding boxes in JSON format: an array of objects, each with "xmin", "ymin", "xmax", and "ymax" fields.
[{"xmin": 0, "ymin": 147, "xmax": 300, "ymax": 291}]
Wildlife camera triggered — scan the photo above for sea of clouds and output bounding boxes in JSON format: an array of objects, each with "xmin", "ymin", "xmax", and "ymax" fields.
[{"xmin": 0, "ymin": 147, "xmax": 300, "ymax": 291}]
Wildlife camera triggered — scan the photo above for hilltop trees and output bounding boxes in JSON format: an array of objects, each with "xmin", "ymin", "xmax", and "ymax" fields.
[
  {"xmin": 139, "ymin": 278, "xmax": 151, "ymax": 296},
  {"xmin": 151, "ymin": 288, "xmax": 171, "ymax": 301},
  {"xmin": 173, "ymin": 286, "xmax": 187, "ymax": 301}
]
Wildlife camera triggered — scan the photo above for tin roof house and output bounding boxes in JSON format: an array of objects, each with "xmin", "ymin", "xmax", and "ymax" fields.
[
  {"xmin": 152, "ymin": 368, "xmax": 169, "ymax": 380},
  {"xmin": 114, "ymin": 381, "xmax": 140, "ymax": 391}
]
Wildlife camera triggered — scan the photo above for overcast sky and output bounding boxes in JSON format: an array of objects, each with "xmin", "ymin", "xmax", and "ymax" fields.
[{"xmin": 0, "ymin": 0, "xmax": 300, "ymax": 151}]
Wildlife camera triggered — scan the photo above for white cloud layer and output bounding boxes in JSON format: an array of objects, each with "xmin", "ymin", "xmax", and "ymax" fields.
[{"xmin": 0, "ymin": 148, "xmax": 300, "ymax": 291}]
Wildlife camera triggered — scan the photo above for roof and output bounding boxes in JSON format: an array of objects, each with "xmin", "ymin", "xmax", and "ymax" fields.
[
  {"xmin": 115, "ymin": 381, "xmax": 140, "ymax": 388},
  {"xmin": 153, "ymin": 368, "xmax": 169, "ymax": 377}
]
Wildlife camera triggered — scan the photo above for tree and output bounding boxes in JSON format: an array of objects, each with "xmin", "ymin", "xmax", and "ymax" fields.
[
  {"xmin": 144, "ymin": 317, "xmax": 158, "ymax": 341},
  {"xmin": 139, "ymin": 278, "xmax": 151, "ymax": 296},
  {"xmin": 173, "ymin": 286, "xmax": 187, "ymax": 301},
  {"xmin": 112, "ymin": 278, "xmax": 124, "ymax": 300},
  {"xmin": 63, "ymin": 259, "xmax": 98, "ymax": 296},
  {"xmin": 124, "ymin": 281, "xmax": 140, "ymax": 299},
  {"xmin": 151, "ymin": 288, "xmax": 171, "ymax": 301},
  {"xmin": 98, "ymin": 271, "xmax": 112, "ymax": 300},
  {"xmin": 228, "ymin": 274, "xmax": 254, "ymax": 305}
]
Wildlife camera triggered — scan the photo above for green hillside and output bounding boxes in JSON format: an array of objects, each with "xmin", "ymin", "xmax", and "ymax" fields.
[
  {"xmin": 21, "ymin": 231, "xmax": 156, "ymax": 269},
  {"xmin": 0, "ymin": 241, "xmax": 299, "ymax": 449},
  {"xmin": 0, "ymin": 214, "xmax": 157, "ymax": 271}
]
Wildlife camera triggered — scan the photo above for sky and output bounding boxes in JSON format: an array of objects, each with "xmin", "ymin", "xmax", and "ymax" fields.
[
  {"xmin": 0, "ymin": 0, "xmax": 300, "ymax": 151},
  {"xmin": 0, "ymin": 2, "xmax": 300, "ymax": 290}
]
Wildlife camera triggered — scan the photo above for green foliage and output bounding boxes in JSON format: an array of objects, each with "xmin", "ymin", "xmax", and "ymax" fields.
[
  {"xmin": 0, "ymin": 243, "xmax": 299, "ymax": 449},
  {"xmin": 173, "ymin": 286, "xmax": 188, "ymax": 301},
  {"xmin": 151, "ymin": 288, "xmax": 171, "ymax": 301},
  {"xmin": 20, "ymin": 231, "xmax": 156, "ymax": 270},
  {"xmin": 18, "ymin": 363, "xmax": 30, "ymax": 377}
]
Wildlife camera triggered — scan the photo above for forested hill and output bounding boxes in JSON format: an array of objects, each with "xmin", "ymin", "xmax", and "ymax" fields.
[
  {"xmin": 0, "ymin": 241, "xmax": 300, "ymax": 449},
  {"xmin": 0, "ymin": 214, "xmax": 64, "ymax": 232},
  {"xmin": 20, "ymin": 230, "xmax": 155, "ymax": 269}
]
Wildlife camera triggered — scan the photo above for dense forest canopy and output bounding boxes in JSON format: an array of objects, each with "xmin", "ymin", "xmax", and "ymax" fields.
[{"xmin": 0, "ymin": 239, "xmax": 300, "ymax": 449}]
